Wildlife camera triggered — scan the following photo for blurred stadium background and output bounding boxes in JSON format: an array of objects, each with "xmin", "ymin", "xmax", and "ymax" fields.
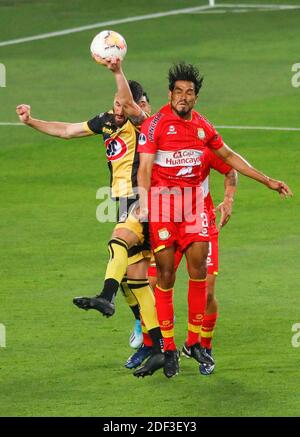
[{"xmin": 0, "ymin": 0, "xmax": 299, "ymax": 417}]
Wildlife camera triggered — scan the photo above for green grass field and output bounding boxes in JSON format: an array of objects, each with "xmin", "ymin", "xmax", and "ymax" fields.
[{"xmin": 0, "ymin": 0, "xmax": 300, "ymax": 417}]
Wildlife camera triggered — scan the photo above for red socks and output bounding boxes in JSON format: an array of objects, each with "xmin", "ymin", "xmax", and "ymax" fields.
[
  {"xmin": 154, "ymin": 285, "xmax": 176, "ymax": 351},
  {"xmin": 141, "ymin": 318, "xmax": 153, "ymax": 347},
  {"xmin": 186, "ymin": 278, "xmax": 207, "ymax": 347},
  {"xmin": 201, "ymin": 312, "xmax": 218, "ymax": 349}
]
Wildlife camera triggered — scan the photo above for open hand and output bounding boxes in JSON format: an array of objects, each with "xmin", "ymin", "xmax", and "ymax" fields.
[
  {"xmin": 267, "ymin": 178, "xmax": 293, "ymax": 198},
  {"xmin": 91, "ymin": 53, "xmax": 121, "ymax": 72},
  {"xmin": 216, "ymin": 197, "xmax": 233, "ymax": 229}
]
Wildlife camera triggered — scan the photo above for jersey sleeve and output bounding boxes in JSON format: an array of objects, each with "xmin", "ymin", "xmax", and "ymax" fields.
[
  {"xmin": 203, "ymin": 117, "xmax": 225, "ymax": 150},
  {"xmin": 86, "ymin": 112, "xmax": 115, "ymax": 135},
  {"xmin": 137, "ymin": 115, "xmax": 160, "ymax": 154},
  {"xmin": 207, "ymin": 149, "xmax": 232, "ymax": 174}
]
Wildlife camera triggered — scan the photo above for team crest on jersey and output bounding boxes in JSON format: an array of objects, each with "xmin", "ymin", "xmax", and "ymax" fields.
[
  {"xmin": 158, "ymin": 228, "xmax": 170, "ymax": 241},
  {"xmin": 105, "ymin": 136, "xmax": 128, "ymax": 161},
  {"xmin": 138, "ymin": 133, "xmax": 147, "ymax": 145},
  {"xmin": 198, "ymin": 128, "xmax": 205, "ymax": 139}
]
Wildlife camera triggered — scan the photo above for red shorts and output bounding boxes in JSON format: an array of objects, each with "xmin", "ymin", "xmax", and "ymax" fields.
[
  {"xmin": 149, "ymin": 186, "xmax": 209, "ymax": 253},
  {"xmin": 148, "ymin": 227, "xmax": 219, "ymax": 277}
]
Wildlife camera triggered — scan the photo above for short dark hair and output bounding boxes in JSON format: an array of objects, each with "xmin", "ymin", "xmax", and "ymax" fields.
[
  {"xmin": 143, "ymin": 91, "xmax": 150, "ymax": 103},
  {"xmin": 168, "ymin": 62, "xmax": 204, "ymax": 95},
  {"xmin": 128, "ymin": 80, "xmax": 144, "ymax": 103}
]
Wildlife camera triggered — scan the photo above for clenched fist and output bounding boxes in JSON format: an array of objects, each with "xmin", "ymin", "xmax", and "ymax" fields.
[{"xmin": 16, "ymin": 104, "xmax": 31, "ymax": 124}]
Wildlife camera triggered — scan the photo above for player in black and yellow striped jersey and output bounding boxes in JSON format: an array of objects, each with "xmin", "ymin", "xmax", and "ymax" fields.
[
  {"xmin": 16, "ymin": 57, "xmax": 165, "ymax": 377},
  {"xmin": 83, "ymin": 94, "xmax": 150, "ymax": 350}
]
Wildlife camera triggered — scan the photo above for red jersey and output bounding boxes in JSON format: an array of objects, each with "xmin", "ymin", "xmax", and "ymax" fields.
[
  {"xmin": 138, "ymin": 103, "xmax": 224, "ymax": 188},
  {"xmin": 201, "ymin": 148, "xmax": 232, "ymax": 228}
]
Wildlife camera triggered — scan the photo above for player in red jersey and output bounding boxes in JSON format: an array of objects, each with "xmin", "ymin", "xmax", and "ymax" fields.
[
  {"xmin": 179, "ymin": 149, "xmax": 237, "ymax": 375},
  {"xmin": 137, "ymin": 62, "xmax": 292, "ymax": 378},
  {"xmin": 126, "ymin": 148, "xmax": 237, "ymax": 374}
]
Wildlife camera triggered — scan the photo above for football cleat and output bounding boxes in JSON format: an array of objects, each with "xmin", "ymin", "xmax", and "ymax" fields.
[
  {"xmin": 129, "ymin": 319, "xmax": 143, "ymax": 349},
  {"xmin": 199, "ymin": 348, "xmax": 215, "ymax": 375},
  {"xmin": 133, "ymin": 352, "xmax": 165, "ymax": 378},
  {"xmin": 182, "ymin": 342, "xmax": 214, "ymax": 365},
  {"xmin": 73, "ymin": 295, "xmax": 115, "ymax": 317},
  {"xmin": 164, "ymin": 350, "xmax": 180, "ymax": 378},
  {"xmin": 125, "ymin": 345, "xmax": 152, "ymax": 369}
]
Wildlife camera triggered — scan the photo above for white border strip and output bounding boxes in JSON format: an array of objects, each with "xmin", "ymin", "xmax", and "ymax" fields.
[{"xmin": 2, "ymin": 122, "xmax": 300, "ymax": 131}]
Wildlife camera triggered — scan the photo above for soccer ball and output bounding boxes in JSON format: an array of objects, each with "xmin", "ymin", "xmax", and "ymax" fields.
[{"xmin": 90, "ymin": 30, "xmax": 127, "ymax": 60}]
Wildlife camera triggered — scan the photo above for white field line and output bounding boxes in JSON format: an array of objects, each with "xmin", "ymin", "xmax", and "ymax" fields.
[
  {"xmin": 0, "ymin": 4, "xmax": 212, "ymax": 48},
  {"xmin": 2, "ymin": 122, "xmax": 300, "ymax": 131},
  {"xmin": 0, "ymin": 3, "xmax": 299, "ymax": 48},
  {"xmin": 192, "ymin": 5, "xmax": 300, "ymax": 14},
  {"xmin": 219, "ymin": 3, "xmax": 300, "ymax": 9},
  {"xmin": 215, "ymin": 125, "xmax": 300, "ymax": 131},
  {"xmin": 0, "ymin": 122, "xmax": 25, "ymax": 126},
  {"xmin": 186, "ymin": 3, "xmax": 300, "ymax": 13}
]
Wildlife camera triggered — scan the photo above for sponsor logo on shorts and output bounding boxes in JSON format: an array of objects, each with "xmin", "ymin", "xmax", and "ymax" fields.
[
  {"xmin": 158, "ymin": 228, "xmax": 170, "ymax": 241},
  {"xmin": 199, "ymin": 227, "xmax": 208, "ymax": 236}
]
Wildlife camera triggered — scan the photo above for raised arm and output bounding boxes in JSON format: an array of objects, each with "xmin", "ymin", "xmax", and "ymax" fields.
[
  {"xmin": 16, "ymin": 104, "xmax": 92, "ymax": 139},
  {"xmin": 214, "ymin": 143, "xmax": 292, "ymax": 198},
  {"xmin": 92, "ymin": 55, "xmax": 147, "ymax": 125},
  {"xmin": 215, "ymin": 168, "xmax": 238, "ymax": 229}
]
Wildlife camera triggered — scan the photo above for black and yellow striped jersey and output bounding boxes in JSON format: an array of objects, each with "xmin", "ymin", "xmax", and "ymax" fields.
[{"xmin": 84, "ymin": 111, "xmax": 140, "ymax": 199}]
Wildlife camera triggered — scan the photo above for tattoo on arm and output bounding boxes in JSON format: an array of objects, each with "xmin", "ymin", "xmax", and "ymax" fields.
[
  {"xmin": 227, "ymin": 169, "xmax": 238, "ymax": 186},
  {"xmin": 129, "ymin": 111, "xmax": 147, "ymax": 126}
]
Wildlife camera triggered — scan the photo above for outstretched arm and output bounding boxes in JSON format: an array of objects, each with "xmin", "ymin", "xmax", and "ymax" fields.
[
  {"xmin": 92, "ymin": 55, "xmax": 147, "ymax": 125},
  {"xmin": 215, "ymin": 169, "xmax": 238, "ymax": 229},
  {"xmin": 16, "ymin": 104, "xmax": 92, "ymax": 139},
  {"xmin": 214, "ymin": 144, "xmax": 292, "ymax": 198}
]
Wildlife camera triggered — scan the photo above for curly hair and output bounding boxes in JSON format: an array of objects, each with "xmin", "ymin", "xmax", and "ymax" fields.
[{"xmin": 168, "ymin": 62, "xmax": 204, "ymax": 95}]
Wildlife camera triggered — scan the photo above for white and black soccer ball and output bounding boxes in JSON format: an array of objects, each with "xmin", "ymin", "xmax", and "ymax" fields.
[{"xmin": 90, "ymin": 30, "xmax": 127, "ymax": 60}]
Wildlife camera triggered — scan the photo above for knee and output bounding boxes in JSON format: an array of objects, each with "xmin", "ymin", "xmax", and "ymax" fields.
[
  {"xmin": 158, "ymin": 269, "xmax": 175, "ymax": 289},
  {"xmin": 188, "ymin": 260, "xmax": 207, "ymax": 280},
  {"xmin": 112, "ymin": 228, "xmax": 138, "ymax": 248}
]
